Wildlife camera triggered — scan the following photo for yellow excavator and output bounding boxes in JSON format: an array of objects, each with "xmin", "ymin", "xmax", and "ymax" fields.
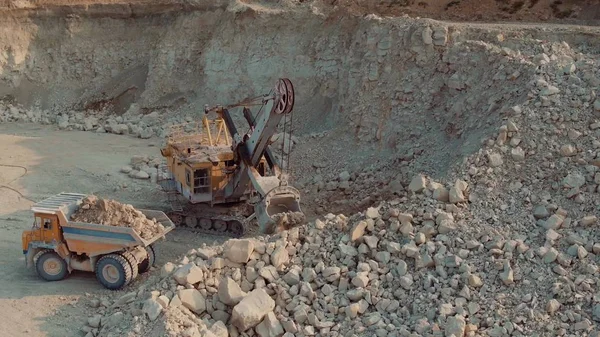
[{"xmin": 157, "ymin": 78, "xmax": 305, "ymax": 237}]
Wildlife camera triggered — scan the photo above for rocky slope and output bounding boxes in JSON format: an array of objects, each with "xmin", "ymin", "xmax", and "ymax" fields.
[
  {"xmin": 1, "ymin": 0, "xmax": 599, "ymax": 24},
  {"xmin": 3, "ymin": 5, "xmax": 600, "ymax": 218},
  {"xmin": 63, "ymin": 12, "xmax": 600, "ymax": 335}
]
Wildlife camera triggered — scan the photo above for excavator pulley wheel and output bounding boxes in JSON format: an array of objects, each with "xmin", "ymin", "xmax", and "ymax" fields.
[
  {"xmin": 282, "ymin": 78, "xmax": 295, "ymax": 114},
  {"xmin": 273, "ymin": 78, "xmax": 294, "ymax": 115}
]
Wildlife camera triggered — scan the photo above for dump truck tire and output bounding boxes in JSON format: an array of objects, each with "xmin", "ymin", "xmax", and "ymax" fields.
[
  {"xmin": 34, "ymin": 250, "xmax": 68, "ymax": 282},
  {"xmin": 95, "ymin": 254, "xmax": 132, "ymax": 290},
  {"xmin": 138, "ymin": 245, "xmax": 155, "ymax": 274},
  {"xmin": 120, "ymin": 251, "xmax": 139, "ymax": 283}
]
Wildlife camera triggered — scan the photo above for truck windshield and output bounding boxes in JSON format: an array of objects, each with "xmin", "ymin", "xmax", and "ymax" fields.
[{"xmin": 32, "ymin": 217, "xmax": 41, "ymax": 229}]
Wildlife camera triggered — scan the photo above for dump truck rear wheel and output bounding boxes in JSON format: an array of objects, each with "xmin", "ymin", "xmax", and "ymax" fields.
[
  {"xmin": 34, "ymin": 250, "xmax": 68, "ymax": 282},
  {"xmin": 120, "ymin": 251, "xmax": 139, "ymax": 283},
  {"xmin": 138, "ymin": 245, "xmax": 156, "ymax": 274},
  {"xmin": 95, "ymin": 254, "xmax": 132, "ymax": 290}
]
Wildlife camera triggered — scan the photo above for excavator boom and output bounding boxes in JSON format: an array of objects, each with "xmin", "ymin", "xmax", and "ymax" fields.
[{"xmin": 220, "ymin": 78, "xmax": 304, "ymax": 233}]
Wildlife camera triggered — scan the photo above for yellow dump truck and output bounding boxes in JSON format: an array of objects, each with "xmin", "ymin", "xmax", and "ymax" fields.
[{"xmin": 21, "ymin": 193, "xmax": 174, "ymax": 290}]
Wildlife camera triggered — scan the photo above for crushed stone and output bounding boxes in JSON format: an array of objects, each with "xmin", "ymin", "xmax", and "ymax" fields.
[{"xmin": 70, "ymin": 195, "xmax": 165, "ymax": 240}]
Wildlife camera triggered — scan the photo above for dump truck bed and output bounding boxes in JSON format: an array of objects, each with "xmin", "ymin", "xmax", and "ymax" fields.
[
  {"xmin": 31, "ymin": 193, "xmax": 175, "ymax": 257},
  {"xmin": 61, "ymin": 209, "xmax": 174, "ymax": 256}
]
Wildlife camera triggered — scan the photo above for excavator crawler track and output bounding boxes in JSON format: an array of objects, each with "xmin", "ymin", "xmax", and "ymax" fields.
[{"xmin": 166, "ymin": 203, "xmax": 255, "ymax": 238}]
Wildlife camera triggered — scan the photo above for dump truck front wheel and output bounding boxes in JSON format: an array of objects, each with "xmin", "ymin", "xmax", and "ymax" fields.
[
  {"xmin": 138, "ymin": 245, "xmax": 155, "ymax": 274},
  {"xmin": 34, "ymin": 250, "xmax": 68, "ymax": 282},
  {"xmin": 95, "ymin": 254, "xmax": 132, "ymax": 290}
]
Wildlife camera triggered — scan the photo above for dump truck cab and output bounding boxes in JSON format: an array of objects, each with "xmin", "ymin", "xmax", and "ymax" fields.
[
  {"xmin": 22, "ymin": 213, "xmax": 73, "ymax": 282},
  {"xmin": 22, "ymin": 194, "xmax": 80, "ymax": 269},
  {"xmin": 23, "ymin": 214, "xmax": 62, "ymax": 253}
]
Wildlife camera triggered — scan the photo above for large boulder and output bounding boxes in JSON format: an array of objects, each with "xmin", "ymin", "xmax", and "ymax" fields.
[
  {"xmin": 256, "ymin": 312, "xmax": 284, "ymax": 337},
  {"xmin": 178, "ymin": 289, "xmax": 206, "ymax": 315},
  {"xmin": 172, "ymin": 263, "xmax": 204, "ymax": 285},
  {"xmin": 224, "ymin": 239, "xmax": 255, "ymax": 263},
  {"xmin": 142, "ymin": 298, "xmax": 163, "ymax": 321},
  {"xmin": 231, "ymin": 288, "xmax": 275, "ymax": 331},
  {"xmin": 218, "ymin": 277, "xmax": 246, "ymax": 306}
]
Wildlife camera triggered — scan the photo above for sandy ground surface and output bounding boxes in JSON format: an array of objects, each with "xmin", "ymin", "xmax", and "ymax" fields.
[{"xmin": 0, "ymin": 122, "xmax": 224, "ymax": 337}]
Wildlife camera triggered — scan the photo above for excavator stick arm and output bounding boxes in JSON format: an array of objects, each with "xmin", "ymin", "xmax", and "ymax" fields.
[
  {"xmin": 242, "ymin": 107, "xmax": 282, "ymax": 176},
  {"xmin": 224, "ymin": 79, "xmax": 294, "ymax": 200},
  {"xmin": 222, "ymin": 78, "xmax": 304, "ymax": 233}
]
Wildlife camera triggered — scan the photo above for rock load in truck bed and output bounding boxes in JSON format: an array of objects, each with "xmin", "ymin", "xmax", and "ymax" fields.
[{"xmin": 70, "ymin": 195, "xmax": 165, "ymax": 240}]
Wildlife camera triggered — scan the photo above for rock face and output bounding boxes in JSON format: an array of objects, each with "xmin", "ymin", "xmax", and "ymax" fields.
[
  {"xmin": 231, "ymin": 289, "xmax": 275, "ymax": 331},
  {"xmin": 445, "ymin": 315, "xmax": 466, "ymax": 337},
  {"xmin": 487, "ymin": 152, "xmax": 503, "ymax": 167},
  {"xmin": 350, "ymin": 220, "xmax": 367, "ymax": 241},
  {"xmin": 408, "ymin": 174, "xmax": 427, "ymax": 192},
  {"xmin": 448, "ymin": 187, "xmax": 465, "ymax": 203},
  {"xmin": 270, "ymin": 247, "xmax": 289, "ymax": 268},
  {"xmin": 70, "ymin": 195, "xmax": 165, "ymax": 240}
]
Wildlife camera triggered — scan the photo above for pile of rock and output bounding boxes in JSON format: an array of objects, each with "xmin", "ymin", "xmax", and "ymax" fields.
[
  {"xmin": 0, "ymin": 103, "xmax": 55, "ymax": 124},
  {"xmin": 120, "ymin": 155, "xmax": 163, "ymax": 181},
  {"xmin": 82, "ymin": 36, "xmax": 600, "ymax": 335},
  {"xmin": 83, "ymin": 180, "xmax": 599, "ymax": 337},
  {"xmin": 71, "ymin": 195, "xmax": 166, "ymax": 240},
  {"xmin": 0, "ymin": 100, "xmax": 170, "ymax": 140},
  {"xmin": 101, "ymin": 106, "xmax": 162, "ymax": 139}
]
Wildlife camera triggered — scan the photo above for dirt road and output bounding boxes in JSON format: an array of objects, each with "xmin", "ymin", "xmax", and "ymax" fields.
[{"xmin": 0, "ymin": 122, "xmax": 221, "ymax": 337}]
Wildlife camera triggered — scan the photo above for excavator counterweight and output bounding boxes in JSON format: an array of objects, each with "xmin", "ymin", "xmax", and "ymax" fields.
[{"xmin": 157, "ymin": 78, "xmax": 305, "ymax": 237}]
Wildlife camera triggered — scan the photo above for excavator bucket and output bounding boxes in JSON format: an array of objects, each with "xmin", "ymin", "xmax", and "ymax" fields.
[{"xmin": 254, "ymin": 185, "xmax": 305, "ymax": 234}]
